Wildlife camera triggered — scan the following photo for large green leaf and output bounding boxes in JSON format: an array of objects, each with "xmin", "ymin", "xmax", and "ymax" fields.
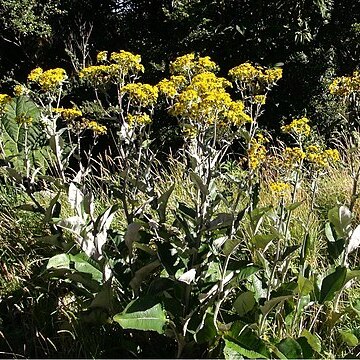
[
  {"xmin": 1, "ymin": 96, "xmax": 42, "ymax": 154},
  {"xmin": 319, "ymin": 266, "xmax": 347, "ymax": 303},
  {"xmin": 223, "ymin": 339, "xmax": 267, "ymax": 359},
  {"xmin": 113, "ymin": 299, "xmax": 167, "ymax": 334},
  {"xmin": 233, "ymin": 291, "xmax": 256, "ymax": 316},
  {"xmin": 0, "ymin": 96, "xmax": 51, "ymax": 173},
  {"xmin": 276, "ymin": 338, "xmax": 303, "ymax": 359}
]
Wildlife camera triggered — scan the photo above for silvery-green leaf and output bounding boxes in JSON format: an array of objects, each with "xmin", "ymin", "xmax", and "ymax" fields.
[
  {"xmin": 129, "ymin": 260, "xmax": 161, "ymax": 292},
  {"xmin": 125, "ymin": 222, "xmax": 141, "ymax": 255},
  {"xmin": 93, "ymin": 205, "xmax": 119, "ymax": 259},
  {"xmin": 58, "ymin": 215, "xmax": 85, "ymax": 235},
  {"xmin": 177, "ymin": 268, "xmax": 196, "ymax": 284},
  {"xmin": 47, "ymin": 253, "xmax": 70, "ymax": 270},
  {"xmin": 68, "ymin": 182, "xmax": 84, "ymax": 216},
  {"xmin": 348, "ymin": 224, "xmax": 360, "ymax": 254}
]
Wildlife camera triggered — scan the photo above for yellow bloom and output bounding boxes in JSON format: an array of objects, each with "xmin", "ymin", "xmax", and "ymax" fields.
[
  {"xmin": 53, "ymin": 107, "xmax": 82, "ymax": 121},
  {"xmin": 306, "ymin": 145, "xmax": 340, "ymax": 168},
  {"xmin": 28, "ymin": 67, "xmax": 43, "ymax": 82},
  {"xmin": 13, "ymin": 85, "xmax": 29, "ymax": 96},
  {"xmin": 269, "ymin": 181, "xmax": 291, "ymax": 196},
  {"xmin": 121, "ymin": 83, "xmax": 158, "ymax": 106},
  {"xmin": 84, "ymin": 120, "xmax": 107, "ymax": 135},
  {"xmin": 253, "ymin": 95, "xmax": 266, "ymax": 104},
  {"xmin": 127, "ymin": 113, "xmax": 152, "ymax": 126},
  {"xmin": 0, "ymin": 94, "xmax": 12, "ymax": 113},
  {"xmin": 157, "ymin": 75, "xmax": 187, "ymax": 98},
  {"xmin": 79, "ymin": 65, "xmax": 114, "ymax": 85},
  {"xmin": 226, "ymin": 101, "xmax": 252, "ymax": 126},
  {"xmin": 283, "ymin": 147, "xmax": 306, "ymax": 167},
  {"xmin": 110, "ymin": 50, "xmax": 144, "ymax": 74},
  {"xmin": 170, "ymin": 54, "xmax": 219, "ymax": 77},
  {"xmin": 248, "ymin": 135, "xmax": 267, "ymax": 170},
  {"xmin": 329, "ymin": 71, "xmax": 360, "ymax": 96},
  {"xmin": 229, "ymin": 63, "xmax": 282, "ymax": 89},
  {"xmin": 28, "ymin": 68, "xmax": 67, "ymax": 91},
  {"xmin": 281, "ymin": 117, "xmax": 311, "ymax": 137},
  {"xmin": 96, "ymin": 51, "xmax": 108, "ymax": 63}
]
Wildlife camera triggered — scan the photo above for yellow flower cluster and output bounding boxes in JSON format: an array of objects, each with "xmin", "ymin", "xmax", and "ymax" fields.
[
  {"xmin": 329, "ymin": 71, "xmax": 360, "ymax": 96},
  {"xmin": 248, "ymin": 134, "xmax": 267, "ymax": 170},
  {"xmin": 53, "ymin": 107, "xmax": 83, "ymax": 121},
  {"xmin": 283, "ymin": 147, "xmax": 306, "ymax": 168},
  {"xmin": 253, "ymin": 95, "xmax": 267, "ymax": 104},
  {"xmin": 127, "ymin": 113, "xmax": 152, "ymax": 126},
  {"xmin": 226, "ymin": 101, "xmax": 252, "ymax": 126},
  {"xmin": 13, "ymin": 85, "xmax": 29, "ymax": 96},
  {"xmin": 80, "ymin": 50, "xmax": 145, "ymax": 86},
  {"xmin": 306, "ymin": 145, "xmax": 340, "ymax": 168},
  {"xmin": 84, "ymin": 120, "xmax": 107, "ymax": 135},
  {"xmin": 15, "ymin": 113, "xmax": 33, "ymax": 125},
  {"xmin": 28, "ymin": 67, "xmax": 67, "ymax": 91},
  {"xmin": 0, "ymin": 94, "xmax": 11, "ymax": 112},
  {"xmin": 228, "ymin": 62, "xmax": 283, "ymax": 88},
  {"xmin": 79, "ymin": 65, "xmax": 115, "ymax": 86},
  {"xmin": 167, "ymin": 71, "xmax": 250, "ymax": 127},
  {"xmin": 110, "ymin": 50, "xmax": 144, "ymax": 73},
  {"xmin": 281, "ymin": 117, "xmax": 311, "ymax": 137},
  {"xmin": 170, "ymin": 54, "xmax": 219, "ymax": 77},
  {"xmin": 120, "ymin": 83, "xmax": 158, "ymax": 106},
  {"xmin": 269, "ymin": 181, "xmax": 291, "ymax": 196},
  {"xmin": 28, "ymin": 67, "xmax": 43, "ymax": 82},
  {"xmin": 96, "ymin": 51, "xmax": 108, "ymax": 63},
  {"xmin": 157, "ymin": 75, "xmax": 187, "ymax": 98}
]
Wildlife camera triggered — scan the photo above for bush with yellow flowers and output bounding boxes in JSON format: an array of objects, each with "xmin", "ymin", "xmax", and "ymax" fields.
[{"xmin": 2, "ymin": 50, "xmax": 360, "ymax": 360}]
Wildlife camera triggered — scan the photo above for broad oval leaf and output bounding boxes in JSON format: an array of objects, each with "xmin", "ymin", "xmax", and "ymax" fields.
[
  {"xmin": 233, "ymin": 291, "xmax": 256, "ymax": 316},
  {"xmin": 113, "ymin": 302, "xmax": 167, "ymax": 334},
  {"xmin": 276, "ymin": 338, "xmax": 303, "ymax": 359},
  {"xmin": 223, "ymin": 339, "xmax": 266, "ymax": 359},
  {"xmin": 319, "ymin": 266, "xmax": 347, "ymax": 304}
]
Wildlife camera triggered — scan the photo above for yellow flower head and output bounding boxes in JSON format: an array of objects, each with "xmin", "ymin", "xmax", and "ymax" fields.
[
  {"xmin": 28, "ymin": 67, "xmax": 43, "ymax": 82},
  {"xmin": 28, "ymin": 68, "xmax": 67, "ymax": 91},
  {"xmin": 248, "ymin": 134, "xmax": 267, "ymax": 170},
  {"xmin": 53, "ymin": 107, "xmax": 83, "ymax": 121},
  {"xmin": 253, "ymin": 95, "xmax": 267, "ymax": 105},
  {"xmin": 0, "ymin": 94, "xmax": 11, "ymax": 114},
  {"xmin": 229, "ymin": 63, "xmax": 282, "ymax": 89},
  {"xmin": 281, "ymin": 117, "xmax": 311, "ymax": 137},
  {"xmin": 110, "ymin": 50, "xmax": 144, "ymax": 74},
  {"xmin": 306, "ymin": 145, "xmax": 340, "ymax": 168},
  {"xmin": 269, "ymin": 181, "xmax": 291, "ymax": 196},
  {"xmin": 15, "ymin": 113, "xmax": 33, "ymax": 125},
  {"xmin": 84, "ymin": 120, "xmax": 107, "ymax": 135},
  {"xmin": 170, "ymin": 54, "xmax": 219, "ymax": 77},
  {"xmin": 79, "ymin": 65, "xmax": 114, "ymax": 86},
  {"xmin": 226, "ymin": 100, "xmax": 252, "ymax": 126},
  {"xmin": 121, "ymin": 83, "xmax": 158, "ymax": 106},
  {"xmin": 97, "ymin": 51, "xmax": 108, "ymax": 63},
  {"xmin": 283, "ymin": 147, "xmax": 306, "ymax": 167},
  {"xmin": 13, "ymin": 85, "xmax": 29, "ymax": 96},
  {"xmin": 329, "ymin": 71, "xmax": 360, "ymax": 96},
  {"xmin": 127, "ymin": 113, "xmax": 152, "ymax": 126},
  {"xmin": 157, "ymin": 75, "xmax": 187, "ymax": 98}
]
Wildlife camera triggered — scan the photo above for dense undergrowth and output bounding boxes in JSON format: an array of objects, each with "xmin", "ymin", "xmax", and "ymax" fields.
[{"xmin": 0, "ymin": 52, "xmax": 360, "ymax": 359}]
